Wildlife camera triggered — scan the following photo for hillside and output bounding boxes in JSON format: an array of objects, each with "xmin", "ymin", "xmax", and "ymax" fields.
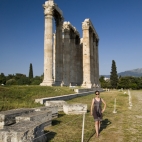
[{"xmin": 101, "ymin": 68, "xmax": 142, "ymax": 77}]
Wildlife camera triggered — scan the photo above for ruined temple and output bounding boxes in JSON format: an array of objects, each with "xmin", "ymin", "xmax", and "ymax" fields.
[{"xmin": 40, "ymin": 0, "xmax": 100, "ymax": 88}]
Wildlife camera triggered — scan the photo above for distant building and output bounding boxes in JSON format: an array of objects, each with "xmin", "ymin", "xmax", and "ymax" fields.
[{"xmin": 104, "ymin": 77, "xmax": 110, "ymax": 81}]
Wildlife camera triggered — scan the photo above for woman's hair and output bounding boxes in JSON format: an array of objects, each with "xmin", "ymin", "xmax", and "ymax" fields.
[{"xmin": 95, "ymin": 90, "xmax": 100, "ymax": 95}]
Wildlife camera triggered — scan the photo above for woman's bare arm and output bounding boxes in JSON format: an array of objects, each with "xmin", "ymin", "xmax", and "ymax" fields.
[
  {"xmin": 101, "ymin": 98, "xmax": 106, "ymax": 113},
  {"xmin": 90, "ymin": 98, "xmax": 94, "ymax": 115}
]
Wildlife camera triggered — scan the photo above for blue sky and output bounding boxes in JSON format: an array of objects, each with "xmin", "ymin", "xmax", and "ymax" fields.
[{"xmin": 0, "ymin": 0, "xmax": 142, "ymax": 76}]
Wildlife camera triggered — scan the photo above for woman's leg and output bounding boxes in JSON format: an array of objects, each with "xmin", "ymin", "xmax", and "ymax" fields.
[
  {"xmin": 95, "ymin": 121, "xmax": 99, "ymax": 137},
  {"xmin": 98, "ymin": 121, "xmax": 101, "ymax": 131}
]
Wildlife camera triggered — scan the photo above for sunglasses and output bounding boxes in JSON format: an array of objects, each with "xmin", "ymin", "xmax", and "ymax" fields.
[{"xmin": 96, "ymin": 93, "xmax": 99, "ymax": 95}]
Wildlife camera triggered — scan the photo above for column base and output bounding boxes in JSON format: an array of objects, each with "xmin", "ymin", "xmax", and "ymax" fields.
[
  {"xmin": 54, "ymin": 81, "xmax": 62, "ymax": 86},
  {"xmin": 40, "ymin": 80, "xmax": 54, "ymax": 86},
  {"xmin": 81, "ymin": 82, "xmax": 92, "ymax": 88},
  {"xmin": 69, "ymin": 82, "xmax": 77, "ymax": 86}
]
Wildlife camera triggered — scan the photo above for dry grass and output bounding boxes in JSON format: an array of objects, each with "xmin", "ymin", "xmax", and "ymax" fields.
[
  {"xmin": 44, "ymin": 90, "xmax": 142, "ymax": 142},
  {"xmin": 0, "ymin": 85, "xmax": 74, "ymax": 111}
]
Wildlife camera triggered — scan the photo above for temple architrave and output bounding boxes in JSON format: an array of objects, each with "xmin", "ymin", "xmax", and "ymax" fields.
[{"xmin": 40, "ymin": 0, "xmax": 100, "ymax": 88}]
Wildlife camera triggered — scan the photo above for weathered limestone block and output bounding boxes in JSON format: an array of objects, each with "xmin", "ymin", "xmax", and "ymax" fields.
[
  {"xmin": 74, "ymin": 88, "xmax": 94, "ymax": 93},
  {"xmin": 33, "ymin": 106, "xmax": 58, "ymax": 119},
  {"xmin": 45, "ymin": 100, "xmax": 67, "ymax": 111},
  {"xmin": 63, "ymin": 103, "xmax": 87, "ymax": 115},
  {"xmin": 0, "ymin": 108, "xmax": 34, "ymax": 129},
  {"xmin": 16, "ymin": 110, "xmax": 52, "ymax": 123},
  {"xmin": 0, "ymin": 120, "xmax": 51, "ymax": 142}
]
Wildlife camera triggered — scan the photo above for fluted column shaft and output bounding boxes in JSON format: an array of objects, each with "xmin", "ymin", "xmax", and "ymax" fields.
[
  {"xmin": 55, "ymin": 20, "xmax": 63, "ymax": 85},
  {"xmin": 90, "ymin": 30, "xmax": 94, "ymax": 84},
  {"xmin": 40, "ymin": 14, "xmax": 54, "ymax": 86},
  {"xmin": 93, "ymin": 37, "xmax": 96, "ymax": 85},
  {"xmin": 63, "ymin": 25, "xmax": 70, "ymax": 85},
  {"xmin": 96, "ymin": 40, "xmax": 99, "ymax": 85},
  {"xmin": 81, "ymin": 23, "xmax": 92, "ymax": 88},
  {"xmin": 76, "ymin": 42, "xmax": 80, "ymax": 84},
  {"xmin": 53, "ymin": 33, "xmax": 56, "ymax": 81},
  {"xmin": 70, "ymin": 32, "xmax": 76, "ymax": 85}
]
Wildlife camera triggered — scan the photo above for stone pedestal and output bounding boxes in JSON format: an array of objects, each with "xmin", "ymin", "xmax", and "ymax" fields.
[
  {"xmin": 63, "ymin": 103, "xmax": 87, "ymax": 114},
  {"xmin": 45, "ymin": 100, "xmax": 67, "ymax": 111}
]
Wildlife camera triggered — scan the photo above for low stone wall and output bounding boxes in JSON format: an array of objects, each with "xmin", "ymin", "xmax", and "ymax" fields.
[
  {"xmin": 35, "ymin": 88, "xmax": 103, "ymax": 105},
  {"xmin": 0, "ymin": 108, "xmax": 34, "ymax": 129},
  {"xmin": 33, "ymin": 106, "xmax": 58, "ymax": 119},
  {"xmin": 74, "ymin": 88, "xmax": 102, "ymax": 93},
  {"xmin": 0, "ymin": 120, "xmax": 51, "ymax": 142},
  {"xmin": 74, "ymin": 88, "xmax": 93, "ymax": 93},
  {"xmin": 0, "ymin": 107, "xmax": 56, "ymax": 142},
  {"xmin": 16, "ymin": 110, "xmax": 52, "ymax": 123},
  {"xmin": 45, "ymin": 101, "xmax": 67, "ymax": 111}
]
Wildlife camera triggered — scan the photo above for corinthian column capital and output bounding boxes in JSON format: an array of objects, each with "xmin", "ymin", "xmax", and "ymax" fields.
[
  {"xmin": 43, "ymin": 5, "xmax": 54, "ymax": 16},
  {"xmin": 63, "ymin": 22, "xmax": 71, "ymax": 33},
  {"xmin": 82, "ymin": 21, "xmax": 90, "ymax": 30}
]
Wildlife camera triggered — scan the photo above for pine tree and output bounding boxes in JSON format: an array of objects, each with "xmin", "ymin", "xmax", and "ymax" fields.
[
  {"xmin": 110, "ymin": 60, "xmax": 118, "ymax": 88},
  {"xmin": 29, "ymin": 63, "xmax": 33, "ymax": 79}
]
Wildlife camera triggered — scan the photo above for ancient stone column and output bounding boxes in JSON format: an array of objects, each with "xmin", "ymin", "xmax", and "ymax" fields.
[
  {"xmin": 75, "ymin": 36, "xmax": 79, "ymax": 85},
  {"xmin": 54, "ymin": 19, "xmax": 63, "ymax": 85},
  {"xmin": 70, "ymin": 30, "xmax": 76, "ymax": 85},
  {"xmin": 81, "ymin": 20, "xmax": 92, "ymax": 88},
  {"xmin": 40, "ymin": 4, "xmax": 54, "ymax": 86},
  {"xmin": 63, "ymin": 22, "xmax": 70, "ymax": 86},
  {"xmin": 53, "ymin": 33, "xmax": 56, "ymax": 81},
  {"xmin": 80, "ymin": 39, "xmax": 83, "ymax": 85},
  {"xmin": 96, "ymin": 39, "xmax": 100, "ymax": 86},
  {"xmin": 73, "ymin": 34, "xmax": 77, "ymax": 85},
  {"xmin": 90, "ymin": 30, "xmax": 94, "ymax": 85},
  {"xmin": 93, "ymin": 36, "xmax": 97, "ymax": 85}
]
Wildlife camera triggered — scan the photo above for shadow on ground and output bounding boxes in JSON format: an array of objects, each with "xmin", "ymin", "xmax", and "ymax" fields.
[
  {"xmin": 52, "ymin": 120, "xmax": 62, "ymax": 126},
  {"xmin": 86, "ymin": 118, "xmax": 111, "ymax": 142},
  {"xmin": 44, "ymin": 130, "xmax": 56, "ymax": 142},
  {"xmin": 58, "ymin": 113, "xmax": 65, "ymax": 118},
  {"xmin": 100, "ymin": 118, "xmax": 111, "ymax": 133}
]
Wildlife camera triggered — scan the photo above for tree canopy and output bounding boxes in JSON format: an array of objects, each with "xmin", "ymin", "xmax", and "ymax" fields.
[
  {"xmin": 29, "ymin": 63, "xmax": 33, "ymax": 79},
  {"xmin": 110, "ymin": 60, "xmax": 118, "ymax": 88}
]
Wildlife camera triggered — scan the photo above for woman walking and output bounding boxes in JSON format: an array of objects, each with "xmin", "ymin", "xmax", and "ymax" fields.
[{"xmin": 90, "ymin": 91, "xmax": 106, "ymax": 137}]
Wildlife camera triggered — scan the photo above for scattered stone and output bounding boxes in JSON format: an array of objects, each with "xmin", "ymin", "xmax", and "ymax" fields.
[
  {"xmin": 0, "ymin": 120, "xmax": 51, "ymax": 142},
  {"xmin": 0, "ymin": 108, "xmax": 34, "ymax": 129}
]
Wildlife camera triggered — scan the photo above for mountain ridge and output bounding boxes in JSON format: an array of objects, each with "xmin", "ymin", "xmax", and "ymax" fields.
[{"xmin": 101, "ymin": 68, "xmax": 142, "ymax": 78}]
